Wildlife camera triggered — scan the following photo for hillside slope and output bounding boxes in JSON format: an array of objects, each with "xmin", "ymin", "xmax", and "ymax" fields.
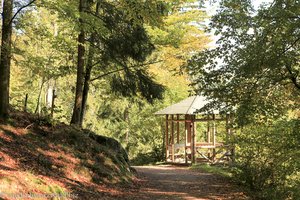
[{"xmin": 0, "ymin": 111, "xmax": 135, "ymax": 199}]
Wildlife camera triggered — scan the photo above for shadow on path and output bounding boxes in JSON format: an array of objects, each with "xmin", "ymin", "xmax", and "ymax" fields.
[{"xmin": 126, "ymin": 165, "xmax": 249, "ymax": 200}]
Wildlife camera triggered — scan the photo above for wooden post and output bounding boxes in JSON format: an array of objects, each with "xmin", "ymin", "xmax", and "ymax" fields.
[
  {"xmin": 172, "ymin": 144, "xmax": 175, "ymax": 162},
  {"xmin": 165, "ymin": 115, "xmax": 169, "ymax": 162},
  {"xmin": 207, "ymin": 115, "xmax": 211, "ymax": 143},
  {"xmin": 171, "ymin": 115, "xmax": 174, "ymax": 145},
  {"xmin": 191, "ymin": 115, "xmax": 196, "ymax": 164},
  {"xmin": 187, "ymin": 115, "xmax": 191, "ymax": 143},
  {"xmin": 184, "ymin": 115, "xmax": 188, "ymax": 164},
  {"xmin": 212, "ymin": 114, "xmax": 216, "ymax": 161},
  {"xmin": 194, "ymin": 115, "xmax": 197, "ymax": 143},
  {"xmin": 226, "ymin": 114, "xmax": 229, "ymax": 143},
  {"xmin": 177, "ymin": 114, "xmax": 180, "ymax": 144},
  {"xmin": 171, "ymin": 115, "xmax": 174, "ymax": 162},
  {"xmin": 161, "ymin": 117, "xmax": 165, "ymax": 161},
  {"xmin": 24, "ymin": 93, "xmax": 28, "ymax": 112},
  {"xmin": 212, "ymin": 114, "xmax": 216, "ymax": 146},
  {"xmin": 212, "ymin": 148, "xmax": 216, "ymax": 162}
]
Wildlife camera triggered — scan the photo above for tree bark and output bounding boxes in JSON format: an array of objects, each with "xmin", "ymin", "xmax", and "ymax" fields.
[
  {"xmin": 124, "ymin": 105, "xmax": 130, "ymax": 148},
  {"xmin": 79, "ymin": 3, "xmax": 100, "ymax": 126},
  {"xmin": 50, "ymin": 89, "xmax": 56, "ymax": 118},
  {"xmin": 35, "ymin": 78, "xmax": 45, "ymax": 115},
  {"xmin": 79, "ymin": 41, "xmax": 94, "ymax": 126},
  {"xmin": 0, "ymin": 0, "xmax": 13, "ymax": 119},
  {"xmin": 24, "ymin": 93, "xmax": 28, "ymax": 112},
  {"xmin": 70, "ymin": 0, "xmax": 86, "ymax": 125}
]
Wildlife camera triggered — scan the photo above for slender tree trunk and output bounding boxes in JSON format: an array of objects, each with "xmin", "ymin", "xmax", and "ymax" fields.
[
  {"xmin": 70, "ymin": 0, "xmax": 86, "ymax": 125},
  {"xmin": 35, "ymin": 78, "xmax": 45, "ymax": 115},
  {"xmin": 79, "ymin": 3, "xmax": 99, "ymax": 126},
  {"xmin": 80, "ymin": 59, "xmax": 92, "ymax": 126},
  {"xmin": 50, "ymin": 89, "xmax": 56, "ymax": 118},
  {"xmin": 80, "ymin": 33, "xmax": 97, "ymax": 126},
  {"xmin": 124, "ymin": 105, "xmax": 130, "ymax": 146},
  {"xmin": 80, "ymin": 67, "xmax": 91, "ymax": 126},
  {"xmin": 24, "ymin": 93, "xmax": 28, "ymax": 112},
  {"xmin": 0, "ymin": 0, "xmax": 13, "ymax": 119}
]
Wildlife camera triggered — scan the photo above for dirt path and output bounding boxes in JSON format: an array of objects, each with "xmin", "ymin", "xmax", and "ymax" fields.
[{"xmin": 120, "ymin": 165, "xmax": 250, "ymax": 200}]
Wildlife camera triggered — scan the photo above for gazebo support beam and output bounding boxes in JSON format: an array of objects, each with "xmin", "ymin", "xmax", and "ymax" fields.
[
  {"xmin": 212, "ymin": 114, "xmax": 216, "ymax": 161},
  {"xmin": 171, "ymin": 115, "xmax": 175, "ymax": 162},
  {"xmin": 167, "ymin": 118, "xmax": 226, "ymax": 122},
  {"xmin": 165, "ymin": 114, "xmax": 169, "ymax": 161},
  {"xmin": 213, "ymin": 114, "xmax": 216, "ymax": 146},
  {"xmin": 226, "ymin": 113, "xmax": 230, "ymax": 143},
  {"xmin": 207, "ymin": 115, "xmax": 210, "ymax": 143},
  {"xmin": 184, "ymin": 115, "xmax": 188, "ymax": 164},
  {"xmin": 177, "ymin": 114, "xmax": 180, "ymax": 144},
  {"xmin": 191, "ymin": 115, "xmax": 196, "ymax": 164}
]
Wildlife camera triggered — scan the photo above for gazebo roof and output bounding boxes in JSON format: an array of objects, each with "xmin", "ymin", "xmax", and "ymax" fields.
[{"xmin": 155, "ymin": 95, "xmax": 219, "ymax": 115}]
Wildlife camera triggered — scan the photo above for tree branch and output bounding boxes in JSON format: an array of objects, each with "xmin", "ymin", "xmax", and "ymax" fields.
[
  {"xmin": 9, "ymin": 0, "xmax": 36, "ymax": 26},
  {"xmin": 285, "ymin": 64, "xmax": 300, "ymax": 90},
  {"xmin": 282, "ymin": 36, "xmax": 300, "ymax": 55},
  {"xmin": 90, "ymin": 60, "xmax": 163, "ymax": 82},
  {"xmin": 280, "ymin": 37, "xmax": 300, "ymax": 90}
]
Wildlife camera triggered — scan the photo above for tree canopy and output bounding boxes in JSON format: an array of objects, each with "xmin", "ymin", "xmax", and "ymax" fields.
[
  {"xmin": 187, "ymin": 0, "xmax": 300, "ymax": 125},
  {"xmin": 186, "ymin": 1, "xmax": 300, "ymax": 199}
]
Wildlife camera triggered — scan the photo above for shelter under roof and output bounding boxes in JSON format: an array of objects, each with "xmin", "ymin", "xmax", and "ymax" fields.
[{"xmin": 154, "ymin": 95, "xmax": 234, "ymax": 164}]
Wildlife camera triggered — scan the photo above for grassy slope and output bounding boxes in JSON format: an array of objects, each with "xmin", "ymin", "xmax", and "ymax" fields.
[{"xmin": 0, "ymin": 111, "xmax": 135, "ymax": 199}]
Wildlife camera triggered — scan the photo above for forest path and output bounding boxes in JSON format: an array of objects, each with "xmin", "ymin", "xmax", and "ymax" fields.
[{"xmin": 122, "ymin": 165, "xmax": 250, "ymax": 200}]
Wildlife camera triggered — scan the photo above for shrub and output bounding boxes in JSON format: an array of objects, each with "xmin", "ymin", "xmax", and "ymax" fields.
[
  {"xmin": 131, "ymin": 146, "xmax": 164, "ymax": 165},
  {"xmin": 233, "ymin": 119, "xmax": 300, "ymax": 199}
]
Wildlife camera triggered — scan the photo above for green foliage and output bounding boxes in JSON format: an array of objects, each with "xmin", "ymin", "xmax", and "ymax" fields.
[
  {"xmin": 85, "ymin": 95, "xmax": 165, "ymax": 160},
  {"xmin": 187, "ymin": 0, "xmax": 300, "ymax": 125},
  {"xmin": 233, "ymin": 119, "xmax": 300, "ymax": 200},
  {"xmin": 147, "ymin": 0, "xmax": 209, "ymax": 72},
  {"xmin": 11, "ymin": 8, "xmax": 76, "ymax": 115},
  {"xmin": 110, "ymin": 69, "xmax": 165, "ymax": 103},
  {"xmin": 8, "ymin": 0, "xmax": 209, "ymax": 166},
  {"xmin": 185, "ymin": 1, "xmax": 300, "ymax": 199}
]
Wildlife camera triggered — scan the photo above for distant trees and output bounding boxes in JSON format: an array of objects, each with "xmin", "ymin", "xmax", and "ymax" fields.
[
  {"xmin": 1, "ymin": 0, "xmax": 209, "ymax": 127},
  {"xmin": 0, "ymin": 0, "xmax": 13, "ymax": 119},
  {"xmin": 1, "ymin": 0, "xmax": 210, "ymax": 166},
  {"xmin": 0, "ymin": 0, "xmax": 36, "ymax": 120}
]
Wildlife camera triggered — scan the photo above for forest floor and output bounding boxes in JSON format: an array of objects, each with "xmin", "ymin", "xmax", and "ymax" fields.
[
  {"xmin": 110, "ymin": 165, "xmax": 250, "ymax": 200},
  {"xmin": 0, "ymin": 111, "xmax": 250, "ymax": 200}
]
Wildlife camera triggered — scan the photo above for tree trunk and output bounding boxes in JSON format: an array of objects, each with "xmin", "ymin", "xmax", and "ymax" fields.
[
  {"xmin": 124, "ymin": 105, "xmax": 130, "ymax": 145},
  {"xmin": 0, "ymin": 0, "xmax": 13, "ymax": 119},
  {"xmin": 50, "ymin": 89, "xmax": 56, "ymax": 118},
  {"xmin": 35, "ymin": 78, "xmax": 45, "ymax": 115},
  {"xmin": 70, "ymin": 0, "xmax": 86, "ymax": 125},
  {"xmin": 79, "ymin": 55, "xmax": 93, "ymax": 126},
  {"xmin": 24, "ymin": 93, "xmax": 28, "ymax": 112},
  {"xmin": 80, "ymin": 32, "xmax": 97, "ymax": 126},
  {"xmin": 79, "ymin": 3, "xmax": 99, "ymax": 126}
]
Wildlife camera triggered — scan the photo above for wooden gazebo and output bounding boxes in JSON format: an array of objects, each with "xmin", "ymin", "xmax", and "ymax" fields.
[{"xmin": 155, "ymin": 96, "xmax": 234, "ymax": 164}]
